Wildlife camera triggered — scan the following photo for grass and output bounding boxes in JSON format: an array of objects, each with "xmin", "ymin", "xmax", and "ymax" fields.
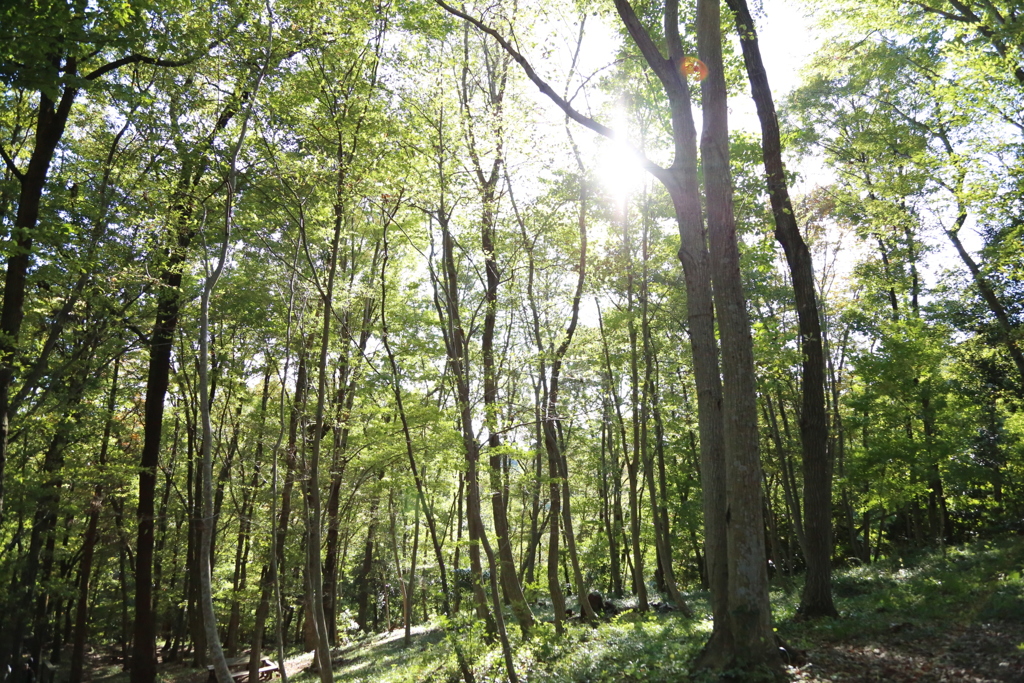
[
  {"xmin": 777, "ymin": 536, "xmax": 1024, "ymax": 648},
  {"xmin": 99, "ymin": 535, "xmax": 1024, "ymax": 683}
]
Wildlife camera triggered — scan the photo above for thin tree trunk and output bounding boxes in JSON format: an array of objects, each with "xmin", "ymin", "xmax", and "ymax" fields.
[
  {"xmin": 463, "ymin": 41, "xmax": 535, "ymax": 633},
  {"xmin": 764, "ymin": 395, "xmax": 806, "ymax": 553},
  {"xmin": 435, "ymin": 214, "xmax": 494, "ymax": 633},
  {"xmin": 380, "ymin": 222, "xmax": 451, "ymax": 616},
  {"xmin": 639, "ymin": 196, "xmax": 691, "ymax": 615},
  {"xmin": 598, "ymin": 399, "xmax": 616, "ymax": 597},
  {"xmin": 251, "ymin": 261, "xmax": 297, "ymax": 683},
  {"xmin": 198, "ymin": 251, "xmax": 233, "ymax": 683},
  {"xmin": 545, "ymin": 177, "xmax": 596, "ymax": 622},
  {"xmin": 623, "ymin": 202, "xmax": 649, "ymax": 612},
  {"xmin": 386, "ymin": 490, "xmax": 411, "ymax": 646},
  {"xmin": 69, "ymin": 358, "xmax": 121, "ymax": 683},
  {"xmin": 597, "ymin": 304, "xmax": 630, "ymax": 601},
  {"xmin": 304, "ymin": 221, "xmax": 339, "ymax": 683}
]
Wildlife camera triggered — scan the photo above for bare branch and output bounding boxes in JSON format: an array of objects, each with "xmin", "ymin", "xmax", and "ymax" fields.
[
  {"xmin": 433, "ymin": 0, "xmax": 667, "ymax": 178},
  {"xmin": 84, "ymin": 46, "xmax": 214, "ymax": 81},
  {"xmin": 0, "ymin": 143, "xmax": 23, "ymax": 181}
]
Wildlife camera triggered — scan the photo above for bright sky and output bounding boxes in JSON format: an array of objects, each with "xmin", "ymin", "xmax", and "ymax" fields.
[
  {"xmin": 731, "ymin": 0, "xmax": 820, "ymax": 132},
  {"xmin": 544, "ymin": 0, "xmax": 828, "ymax": 198},
  {"xmin": 509, "ymin": 0, "xmax": 973, "ymax": 294}
]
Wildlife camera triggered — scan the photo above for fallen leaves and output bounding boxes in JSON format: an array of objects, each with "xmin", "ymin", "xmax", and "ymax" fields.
[{"xmin": 785, "ymin": 621, "xmax": 1024, "ymax": 682}]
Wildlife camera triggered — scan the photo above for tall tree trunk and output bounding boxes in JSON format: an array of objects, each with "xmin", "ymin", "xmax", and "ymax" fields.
[
  {"xmin": 544, "ymin": 178, "xmax": 596, "ymax": 622},
  {"xmin": 0, "ymin": 83, "xmax": 79, "ymax": 531},
  {"xmin": 380, "ymin": 223, "xmax": 451, "ymax": 617},
  {"xmin": 462, "ymin": 36, "xmax": 535, "ymax": 634},
  {"xmin": 303, "ymin": 208, "xmax": 340, "ymax": 683},
  {"xmin": 598, "ymin": 305, "xmax": 632, "ymax": 601},
  {"xmin": 226, "ymin": 468, "xmax": 256, "ymax": 656},
  {"xmin": 725, "ymin": 0, "xmax": 836, "ymax": 619},
  {"xmin": 131, "ymin": 90, "xmax": 240, "ymax": 683},
  {"xmin": 323, "ymin": 271, "xmax": 375, "ymax": 642},
  {"xmin": 132, "ymin": 236, "xmax": 191, "ymax": 683},
  {"xmin": 246, "ymin": 368, "xmax": 272, "ymax": 674},
  {"xmin": 641, "ymin": 283, "xmax": 691, "ymax": 613},
  {"xmin": 198, "ymin": 247, "xmax": 233, "ymax": 683},
  {"xmin": 435, "ymin": 214, "xmax": 495, "ymax": 634},
  {"xmin": 636, "ymin": 189, "xmax": 692, "ymax": 613},
  {"xmin": 764, "ymin": 394, "xmax": 807, "ymax": 554},
  {"xmin": 386, "ymin": 490, "xmax": 411, "ymax": 646},
  {"xmin": 623, "ymin": 204, "xmax": 649, "ymax": 612},
  {"xmin": 697, "ymin": 0, "xmax": 779, "ymax": 665},
  {"xmin": 250, "ymin": 254, "xmax": 300, "ymax": 683},
  {"xmin": 354, "ymin": 508, "xmax": 378, "ymax": 630},
  {"xmin": 70, "ymin": 358, "xmax": 121, "ymax": 683},
  {"xmin": 600, "ymin": 394, "xmax": 622, "ymax": 597}
]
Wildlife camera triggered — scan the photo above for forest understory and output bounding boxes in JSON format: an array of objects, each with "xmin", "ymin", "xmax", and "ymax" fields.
[{"xmin": 75, "ymin": 537, "xmax": 1024, "ymax": 683}]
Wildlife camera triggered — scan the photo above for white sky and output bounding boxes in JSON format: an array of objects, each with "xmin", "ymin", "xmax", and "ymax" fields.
[
  {"xmin": 732, "ymin": 0, "xmax": 820, "ymax": 132},
  {"xmin": 522, "ymin": 0, "xmax": 828, "ymax": 196}
]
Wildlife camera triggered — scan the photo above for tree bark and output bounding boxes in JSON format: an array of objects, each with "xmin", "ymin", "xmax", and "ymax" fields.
[
  {"xmin": 70, "ymin": 358, "xmax": 121, "ymax": 683},
  {"xmin": 697, "ymin": 0, "xmax": 780, "ymax": 665},
  {"xmin": 726, "ymin": 0, "xmax": 836, "ymax": 619}
]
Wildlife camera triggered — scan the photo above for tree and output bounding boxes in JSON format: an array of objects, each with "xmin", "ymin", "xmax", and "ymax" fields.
[
  {"xmin": 0, "ymin": 0, "xmax": 199, "ymax": 538},
  {"xmin": 435, "ymin": 0, "xmax": 780, "ymax": 672},
  {"xmin": 726, "ymin": 0, "xmax": 837, "ymax": 618}
]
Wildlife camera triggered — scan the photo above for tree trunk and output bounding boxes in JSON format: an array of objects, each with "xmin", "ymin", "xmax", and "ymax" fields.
[
  {"xmin": 623, "ymin": 204, "xmax": 649, "ymax": 612},
  {"xmin": 380, "ymin": 224, "xmax": 452, "ymax": 617},
  {"xmin": 639, "ymin": 199, "xmax": 692, "ymax": 614},
  {"xmin": 0, "ymin": 84, "xmax": 79, "ymax": 530},
  {"xmin": 697, "ymin": 0, "xmax": 780, "ymax": 666},
  {"xmin": 725, "ymin": 0, "xmax": 836, "ymax": 619},
  {"xmin": 130, "ymin": 84, "xmax": 243, "ymax": 682},
  {"xmin": 69, "ymin": 358, "xmax": 121, "ymax": 683},
  {"xmin": 436, "ymin": 215, "xmax": 494, "ymax": 634},
  {"xmin": 355, "ymin": 510, "xmax": 378, "ymax": 631},
  {"xmin": 465, "ymin": 44, "xmax": 535, "ymax": 634}
]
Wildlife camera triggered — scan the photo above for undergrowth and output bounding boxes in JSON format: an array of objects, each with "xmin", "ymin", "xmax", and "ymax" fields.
[{"xmin": 243, "ymin": 535, "xmax": 1024, "ymax": 683}]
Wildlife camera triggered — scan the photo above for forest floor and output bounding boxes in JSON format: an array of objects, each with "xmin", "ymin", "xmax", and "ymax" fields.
[{"xmin": 87, "ymin": 535, "xmax": 1024, "ymax": 682}]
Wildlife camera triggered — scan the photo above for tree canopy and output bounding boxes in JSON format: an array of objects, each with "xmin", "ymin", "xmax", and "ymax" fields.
[{"xmin": 1, "ymin": 0, "xmax": 1022, "ymax": 681}]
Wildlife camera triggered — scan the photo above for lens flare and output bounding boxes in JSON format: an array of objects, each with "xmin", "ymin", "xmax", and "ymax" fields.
[{"xmin": 680, "ymin": 56, "xmax": 708, "ymax": 82}]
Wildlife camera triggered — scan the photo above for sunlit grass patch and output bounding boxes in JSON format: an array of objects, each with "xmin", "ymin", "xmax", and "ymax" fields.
[
  {"xmin": 777, "ymin": 535, "xmax": 1024, "ymax": 649},
  {"xmin": 521, "ymin": 612, "xmax": 708, "ymax": 683}
]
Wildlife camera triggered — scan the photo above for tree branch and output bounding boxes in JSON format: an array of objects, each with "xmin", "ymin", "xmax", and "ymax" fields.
[
  {"xmin": 665, "ymin": 0, "xmax": 687, "ymax": 66},
  {"xmin": 0, "ymin": 143, "xmax": 23, "ymax": 181},
  {"xmin": 613, "ymin": 0, "xmax": 680, "ymax": 89},
  {"xmin": 910, "ymin": 1, "xmax": 972, "ymax": 23},
  {"xmin": 84, "ymin": 48, "xmax": 212, "ymax": 81},
  {"xmin": 433, "ymin": 0, "xmax": 667, "ymax": 178}
]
